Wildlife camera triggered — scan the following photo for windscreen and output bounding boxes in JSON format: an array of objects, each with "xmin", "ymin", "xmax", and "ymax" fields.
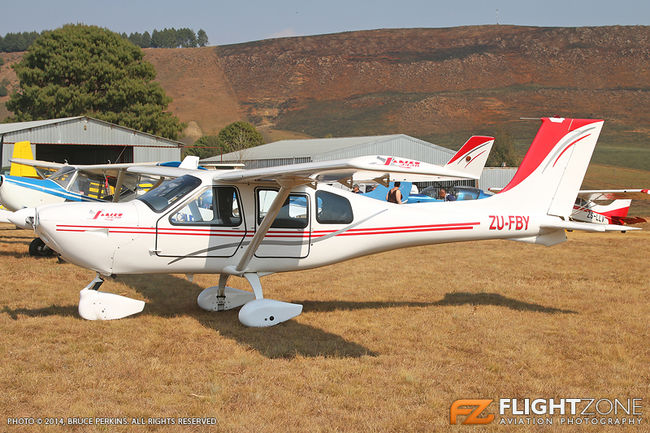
[
  {"xmin": 48, "ymin": 166, "xmax": 76, "ymax": 188},
  {"xmin": 137, "ymin": 175, "xmax": 202, "ymax": 212}
]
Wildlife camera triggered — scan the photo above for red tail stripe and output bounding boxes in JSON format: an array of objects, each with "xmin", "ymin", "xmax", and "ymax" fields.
[
  {"xmin": 446, "ymin": 136, "xmax": 493, "ymax": 164},
  {"xmin": 499, "ymin": 118, "xmax": 602, "ymax": 194}
]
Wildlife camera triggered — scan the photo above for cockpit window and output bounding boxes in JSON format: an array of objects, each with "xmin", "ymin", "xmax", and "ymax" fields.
[
  {"xmin": 170, "ymin": 186, "xmax": 242, "ymax": 226},
  {"xmin": 420, "ymin": 186, "xmax": 437, "ymax": 198},
  {"xmin": 49, "ymin": 166, "xmax": 76, "ymax": 189},
  {"xmin": 455, "ymin": 188, "xmax": 479, "ymax": 201},
  {"xmin": 316, "ymin": 190, "xmax": 353, "ymax": 224},
  {"xmin": 257, "ymin": 189, "xmax": 309, "ymax": 229},
  {"xmin": 137, "ymin": 175, "xmax": 202, "ymax": 212}
]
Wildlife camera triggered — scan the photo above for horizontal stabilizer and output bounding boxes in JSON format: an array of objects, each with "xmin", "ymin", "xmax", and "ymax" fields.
[
  {"xmin": 578, "ymin": 189, "xmax": 650, "ymax": 202},
  {"xmin": 541, "ymin": 217, "xmax": 641, "ymax": 232},
  {"xmin": 510, "ymin": 230, "xmax": 567, "ymax": 246}
]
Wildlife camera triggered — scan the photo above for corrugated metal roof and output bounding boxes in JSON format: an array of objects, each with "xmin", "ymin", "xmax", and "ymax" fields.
[
  {"xmin": 1, "ymin": 116, "xmax": 183, "ymax": 166},
  {"xmin": 0, "ymin": 117, "xmax": 81, "ymax": 134},
  {"xmin": 0, "ymin": 116, "xmax": 183, "ymax": 147},
  {"xmin": 205, "ymin": 134, "xmax": 455, "ymax": 164}
]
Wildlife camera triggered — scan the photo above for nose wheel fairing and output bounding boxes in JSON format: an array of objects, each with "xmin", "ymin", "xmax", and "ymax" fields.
[{"xmin": 78, "ymin": 275, "xmax": 145, "ymax": 320}]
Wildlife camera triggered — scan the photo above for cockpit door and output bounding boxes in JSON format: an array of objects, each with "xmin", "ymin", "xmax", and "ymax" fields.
[
  {"xmin": 254, "ymin": 188, "xmax": 311, "ymax": 259},
  {"xmin": 155, "ymin": 186, "xmax": 247, "ymax": 257}
]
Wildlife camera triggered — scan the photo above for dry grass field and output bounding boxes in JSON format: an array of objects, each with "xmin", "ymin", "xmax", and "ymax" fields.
[{"xmin": 0, "ymin": 222, "xmax": 648, "ymax": 432}]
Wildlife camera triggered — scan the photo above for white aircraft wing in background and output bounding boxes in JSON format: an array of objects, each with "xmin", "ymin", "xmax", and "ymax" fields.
[
  {"xmin": 212, "ymin": 154, "xmax": 481, "ymax": 186},
  {"xmin": 577, "ymin": 189, "xmax": 649, "ymax": 202}
]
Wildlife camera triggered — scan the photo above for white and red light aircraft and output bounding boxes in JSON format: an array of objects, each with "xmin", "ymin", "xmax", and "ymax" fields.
[
  {"xmin": 31, "ymin": 118, "xmax": 638, "ymax": 327},
  {"xmin": 572, "ymin": 190, "xmax": 648, "ymax": 225}
]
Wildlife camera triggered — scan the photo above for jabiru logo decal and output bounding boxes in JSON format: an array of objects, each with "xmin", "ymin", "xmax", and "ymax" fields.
[
  {"xmin": 90, "ymin": 210, "xmax": 124, "ymax": 221},
  {"xmin": 378, "ymin": 156, "xmax": 421, "ymax": 169}
]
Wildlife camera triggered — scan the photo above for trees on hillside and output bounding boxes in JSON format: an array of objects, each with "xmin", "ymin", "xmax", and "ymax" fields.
[
  {"xmin": 187, "ymin": 122, "xmax": 264, "ymax": 160},
  {"xmin": 0, "ymin": 32, "xmax": 40, "ymax": 52},
  {"xmin": 217, "ymin": 121, "xmax": 264, "ymax": 154},
  {"xmin": 185, "ymin": 135, "xmax": 221, "ymax": 159},
  {"xmin": 6, "ymin": 24, "xmax": 184, "ymax": 139},
  {"xmin": 486, "ymin": 129, "xmax": 519, "ymax": 167},
  {"xmin": 1, "ymin": 28, "xmax": 208, "ymax": 52},
  {"xmin": 197, "ymin": 30, "xmax": 209, "ymax": 47}
]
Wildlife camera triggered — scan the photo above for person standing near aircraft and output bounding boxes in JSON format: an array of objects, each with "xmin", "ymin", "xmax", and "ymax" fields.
[{"xmin": 387, "ymin": 182, "xmax": 403, "ymax": 204}]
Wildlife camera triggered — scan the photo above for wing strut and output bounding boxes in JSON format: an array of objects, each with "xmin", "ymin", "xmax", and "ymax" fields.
[{"xmin": 112, "ymin": 170, "xmax": 126, "ymax": 202}]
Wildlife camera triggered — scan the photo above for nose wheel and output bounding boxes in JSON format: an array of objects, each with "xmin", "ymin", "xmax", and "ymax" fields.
[{"xmin": 28, "ymin": 238, "xmax": 55, "ymax": 257}]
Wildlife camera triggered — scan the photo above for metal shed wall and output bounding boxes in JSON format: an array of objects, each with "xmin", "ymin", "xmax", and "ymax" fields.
[
  {"xmin": 313, "ymin": 135, "xmax": 455, "ymax": 165},
  {"xmin": 239, "ymin": 157, "xmax": 312, "ymax": 169},
  {"xmin": 212, "ymin": 135, "xmax": 456, "ymax": 169},
  {"xmin": 478, "ymin": 167, "xmax": 518, "ymax": 190},
  {"xmin": 133, "ymin": 146, "xmax": 182, "ymax": 163},
  {"xmin": 1, "ymin": 117, "xmax": 182, "ymax": 167}
]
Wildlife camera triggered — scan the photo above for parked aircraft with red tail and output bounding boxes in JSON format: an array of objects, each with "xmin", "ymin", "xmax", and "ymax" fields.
[{"xmin": 30, "ymin": 118, "xmax": 639, "ymax": 327}]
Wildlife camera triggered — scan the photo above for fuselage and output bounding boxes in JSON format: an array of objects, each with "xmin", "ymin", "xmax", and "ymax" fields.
[{"xmin": 34, "ymin": 171, "xmax": 545, "ymax": 277}]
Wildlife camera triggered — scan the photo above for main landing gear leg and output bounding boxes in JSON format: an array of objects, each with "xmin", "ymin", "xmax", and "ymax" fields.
[
  {"xmin": 238, "ymin": 273, "xmax": 303, "ymax": 327},
  {"xmin": 78, "ymin": 273, "xmax": 145, "ymax": 320},
  {"xmin": 197, "ymin": 274, "xmax": 256, "ymax": 312}
]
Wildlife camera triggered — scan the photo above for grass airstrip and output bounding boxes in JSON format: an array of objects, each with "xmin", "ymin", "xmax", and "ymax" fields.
[{"xmin": 0, "ymin": 222, "xmax": 648, "ymax": 432}]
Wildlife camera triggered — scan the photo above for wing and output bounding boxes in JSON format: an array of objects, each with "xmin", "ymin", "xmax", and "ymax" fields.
[
  {"xmin": 10, "ymin": 157, "xmax": 162, "ymax": 179},
  {"xmin": 72, "ymin": 161, "xmax": 160, "ymax": 178},
  {"xmin": 213, "ymin": 155, "xmax": 478, "ymax": 185},
  {"xmin": 578, "ymin": 189, "xmax": 650, "ymax": 202},
  {"xmin": 10, "ymin": 158, "xmax": 66, "ymax": 171}
]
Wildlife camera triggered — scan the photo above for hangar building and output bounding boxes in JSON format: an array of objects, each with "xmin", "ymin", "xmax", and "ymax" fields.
[
  {"xmin": 204, "ymin": 134, "xmax": 516, "ymax": 190},
  {"xmin": 0, "ymin": 116, "xmax": 183, "ymax": 169}
]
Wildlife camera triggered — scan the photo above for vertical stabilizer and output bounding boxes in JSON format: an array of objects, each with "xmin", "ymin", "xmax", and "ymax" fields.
[
  {"xmin": 497, "ymin": 118, "xmax": 604, "ymax": 217},
  {"xmin": 444, "ymin": 136, "xmax": 494, "ymax": 179},
  {"xmin": 9, "ymin": 141, "xmax": 38, "ymax": 178}
]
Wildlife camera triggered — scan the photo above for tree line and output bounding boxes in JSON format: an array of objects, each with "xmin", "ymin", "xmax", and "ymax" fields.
[
  {"xmin": 122, "ymin": 28, "xmax": 208, "ymax": 48},
  {"xmin": 0, "ymin": 27, "xmax": 208, "ymax": 52}
]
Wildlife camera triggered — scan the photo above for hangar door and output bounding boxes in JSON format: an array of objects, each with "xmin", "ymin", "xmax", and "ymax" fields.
[{"xmin": 36, "ymin": 144, "xmax": 134, "ymax": 164}]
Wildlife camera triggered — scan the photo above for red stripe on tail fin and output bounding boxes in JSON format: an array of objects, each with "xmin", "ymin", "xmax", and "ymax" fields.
[
  {"xmin": 446, "ymin": 136, "xmax": 494, "ymax": 165},
  {"xmin": 499, "ymin": 118, "xmax": 602, "ymax": 194}
]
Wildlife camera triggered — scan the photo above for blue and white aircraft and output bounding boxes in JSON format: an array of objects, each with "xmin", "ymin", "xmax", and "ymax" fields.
[{"xmin": 0, "ymin": 156, "xmax": 203, "ymax": 255}]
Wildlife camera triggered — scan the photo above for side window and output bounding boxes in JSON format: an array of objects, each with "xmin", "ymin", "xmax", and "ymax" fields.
[
  {"xmin": 170, "ymin": 186, "xmax": 242, "ymax": 226},
  {"xmin": 316, "ymin": 190, "xmax": 353, "ymax": 224},
  {"xmin": 257, "ymin": 189, "xmax": 308, "ymax": 229}
]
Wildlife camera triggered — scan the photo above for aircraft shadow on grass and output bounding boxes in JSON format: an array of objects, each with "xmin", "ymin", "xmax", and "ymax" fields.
[
  {"xmin": 0, "ymin": 233, "xmax": 32, "ymax": 246},
  {"xmin": 2, "ymin": 274, "xmax": 576, "ymax": 359},
  {"xmin": 298, "ymin": 294, "xmax": 577, "ymax": 315}
]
